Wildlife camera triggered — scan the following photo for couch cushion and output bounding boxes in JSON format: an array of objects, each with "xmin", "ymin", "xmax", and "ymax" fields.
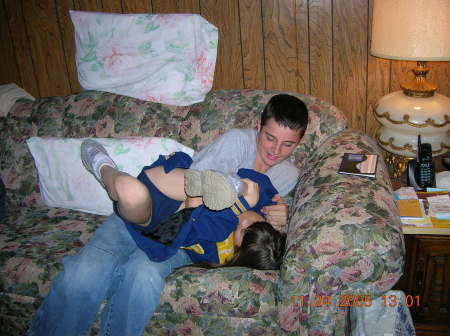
[
  {"xmin": 0, "ymin": 206, "xmax": 105, "ymax": 300},
  {"xmin": 9, "ymin": 89, "xmax": 189, "ymax": 141},
  {"xmin": 150, "ymin": 268, "xmax": 282, "ymax": 335},
  {"xmin": 0, "ymin": 206, "xmax": 105, "ymax": 334},
  {"xmin": 58, "ymin": 90, "xmax": 190, "ymax": 139},
  {"xmin": 148, "ymin": 313, "xmax": 282, "ymax": 335},
  {"xmin": 156, "ymin": 267, "xmax": 280, "ymax": 319}
]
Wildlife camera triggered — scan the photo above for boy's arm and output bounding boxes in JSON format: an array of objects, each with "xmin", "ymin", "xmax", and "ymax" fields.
[
  {"xmin": 190, "ymin": 129, "xmax": 253, "ymax": 173},
  {"xmin": 237, "ymin": 195, "xmax": 289, "ymax": 233}
]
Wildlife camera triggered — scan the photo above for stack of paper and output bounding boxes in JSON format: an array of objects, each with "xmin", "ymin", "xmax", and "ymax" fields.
[
  {"xmin": 428, "ymin": 195, "xmax": 450, "ymax": 227},
  {"xmin": 428, "ymin": 195, "xmax": 450, "ymax": 218},
  {"xmin": 394, "ymin": 186, "xmax": 450, "ymax": 228},
  {"xmin": 395, "ymin": 187, "xmax": 418, "ymax": 200},
  {"xmin": 396, "ymin": 199, "xmax": 431, "ymax": 227}
]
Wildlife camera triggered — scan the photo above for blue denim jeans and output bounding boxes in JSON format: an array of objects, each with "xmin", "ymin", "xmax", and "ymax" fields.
[{"xmin": 28, "ymin": 214, "xmax": 192, "ymax": 336}]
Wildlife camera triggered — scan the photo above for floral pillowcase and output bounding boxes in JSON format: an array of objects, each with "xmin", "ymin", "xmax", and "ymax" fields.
[{"xmin": 70, "ymin": 11, "xmax": 218, "ymax": 106}]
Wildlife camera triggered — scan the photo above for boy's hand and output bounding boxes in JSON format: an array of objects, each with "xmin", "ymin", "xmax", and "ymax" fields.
[
  {"xmin": 262, "ymin": 194, "xmax": 288, "ymax": 232},
  {"xmin": 241, "ymin": 178, "xmax": 260, "ymax": 208}
]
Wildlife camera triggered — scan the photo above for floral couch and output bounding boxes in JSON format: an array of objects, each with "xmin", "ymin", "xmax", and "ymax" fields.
[{"xmin": 0, "ymin": 89, "xmax": 404, "ymax": 335}]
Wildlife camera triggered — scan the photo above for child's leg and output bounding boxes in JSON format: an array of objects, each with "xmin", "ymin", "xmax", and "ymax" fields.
[
  {"xmin": 81, "ymin": 140, "xmax": 188, "ymax": 225},
  {"xmin": 184, "ymin": 170, "xmax": 246, "ymax": 210},
  {"xmin": 102, "ymin": 165, "xmax": 188, "ymax": 224},
  {"xmin": 100, "ymin": 166, "xmax": 152, "ymax": 224},
  {"xmin": 145, "ymin": 166, "xmax": 187, "ymax": 201},
  {"xmin": 81, "ymin": 139, "xmax": 253, "ymax": 216}
]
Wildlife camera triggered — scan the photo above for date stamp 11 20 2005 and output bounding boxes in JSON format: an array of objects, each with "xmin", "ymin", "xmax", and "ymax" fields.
[{"xmin": 290, "ymin": 294, "xmax": 420, "ymax": 308}]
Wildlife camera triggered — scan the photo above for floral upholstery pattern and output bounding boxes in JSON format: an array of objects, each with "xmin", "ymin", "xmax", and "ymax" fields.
[{"xmin": 0, "ymin": 89, "xmax": 404, "ymax": 335}]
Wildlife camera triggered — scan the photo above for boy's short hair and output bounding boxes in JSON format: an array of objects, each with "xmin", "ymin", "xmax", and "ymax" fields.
[{"xmin": 261, "ymin": 94, "xmax": 308, "ymax": 137}]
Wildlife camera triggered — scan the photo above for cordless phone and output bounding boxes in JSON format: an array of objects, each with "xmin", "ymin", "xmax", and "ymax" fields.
[{"xmin": 407, "ymin": 135, "xmax": 436, "ymax": 191}]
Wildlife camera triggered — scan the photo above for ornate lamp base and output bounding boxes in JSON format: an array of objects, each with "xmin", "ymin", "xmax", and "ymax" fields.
[
  {"xmin": 374, "ymin": 89, "xmax": 450, "ymax": 179},
  {"xmin": 384, "ymin": 152, "xmax": 412, "ymax": 178},
  {"xmin": 374, "ymin": 91, "xmax": 450, "ymax": 158}
]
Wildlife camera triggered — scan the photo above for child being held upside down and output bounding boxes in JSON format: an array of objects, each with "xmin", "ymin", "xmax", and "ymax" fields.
[{"xmin": 84, "ymin": 146, "xmax": 286, "ymax": 268}]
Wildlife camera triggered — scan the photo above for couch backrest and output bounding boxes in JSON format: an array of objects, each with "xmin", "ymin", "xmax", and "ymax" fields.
[
  {"xmin": 1, "ymin": 99, "xmax": 37, "ymax": 209},
  {"xmin": 0, "ymin": 89, "xmax": 347, "ymax": 209}
]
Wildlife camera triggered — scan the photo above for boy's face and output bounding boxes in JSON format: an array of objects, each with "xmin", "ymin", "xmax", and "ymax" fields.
[{"xmin": 255, "ymin": 118, "xmax": 302, "ymax": 173}]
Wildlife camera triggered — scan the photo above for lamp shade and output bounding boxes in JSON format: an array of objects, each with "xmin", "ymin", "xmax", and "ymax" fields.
[{"xmin": 371, "ymin": 0, "xmax": 450, "ymax": 61}]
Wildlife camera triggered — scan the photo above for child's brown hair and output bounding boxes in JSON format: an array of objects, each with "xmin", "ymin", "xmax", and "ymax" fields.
[{"xmin": 195, "ymin": 221, "xmax": 286, "ymax": 271}]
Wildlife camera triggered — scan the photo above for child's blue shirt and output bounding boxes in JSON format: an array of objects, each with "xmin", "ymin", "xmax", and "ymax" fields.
[{"xmin": 127, "ymin": 166, "xmax": 278, "ymax": 264}]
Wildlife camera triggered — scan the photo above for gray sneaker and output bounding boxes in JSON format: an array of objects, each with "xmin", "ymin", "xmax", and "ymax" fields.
[
  {"xmin": 80, "ymin": 139, "xmax": 117, "ymax": 188},
  {"xmin": 185, "ymin": 169, "xmax": 244, "ymax": 211}
]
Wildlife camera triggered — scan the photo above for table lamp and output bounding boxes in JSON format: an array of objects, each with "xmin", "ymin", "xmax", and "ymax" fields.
[{"xmin": 371, "ymin": 0, "xmax": 450, "ymax": 177}]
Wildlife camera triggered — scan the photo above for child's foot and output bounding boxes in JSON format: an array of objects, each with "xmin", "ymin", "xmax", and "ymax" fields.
[
  {"xmin": 184, "ymin": 169, "xmax": 203, "ymax": 197},
  {"xmin": 185, "ymin": 170, "xmax": 243, "ymax": 211},
  {"xmin": 81, "ymin": 139, "xmax": 117, "ymax": 188}
]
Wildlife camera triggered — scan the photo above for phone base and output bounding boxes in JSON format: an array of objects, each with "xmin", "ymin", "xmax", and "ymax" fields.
[{"xmin": 407, "ymin": 159, "xmax": 436, "ymax": 192}]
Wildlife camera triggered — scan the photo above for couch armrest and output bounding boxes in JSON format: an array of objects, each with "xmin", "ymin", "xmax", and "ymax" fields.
[{"xmin": 278, "ymin": 129, "xmax": 405, "ymax": 334}]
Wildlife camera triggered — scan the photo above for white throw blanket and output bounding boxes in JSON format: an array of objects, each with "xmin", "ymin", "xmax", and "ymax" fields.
[{"xmin": 0, "ymin": 83, "xmax": 35, "ymax": 117}]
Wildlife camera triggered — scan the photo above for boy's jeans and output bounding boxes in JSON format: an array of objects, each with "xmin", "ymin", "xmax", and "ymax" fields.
[{"xmin": 28, "ymin": 214, "xmax": 191, "ymax": 336}]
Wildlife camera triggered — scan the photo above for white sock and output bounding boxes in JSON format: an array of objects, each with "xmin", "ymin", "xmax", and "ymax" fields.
[{"xmin": 91, "ymin": 153, "xmax": 116, "ymax": 180}]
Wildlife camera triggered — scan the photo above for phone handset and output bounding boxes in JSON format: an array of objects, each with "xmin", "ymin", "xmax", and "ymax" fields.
[{"xmin": 407, "ymin": 135, "xmax": 436, "ymax": 191}]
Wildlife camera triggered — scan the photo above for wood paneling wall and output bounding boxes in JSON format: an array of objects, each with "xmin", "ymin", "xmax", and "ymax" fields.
[{"xmin": 1, "ymin": 0, "xmax": 449, "ymax": 138}]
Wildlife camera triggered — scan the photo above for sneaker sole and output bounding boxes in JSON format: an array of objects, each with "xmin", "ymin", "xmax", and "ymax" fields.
[
  {"xmin": 184, "ymin": 170, "xmax": 203, "ymax": 197},
  {"xmin": 201, "ymin": 171, "xmax": 237, "ymax": 211}
]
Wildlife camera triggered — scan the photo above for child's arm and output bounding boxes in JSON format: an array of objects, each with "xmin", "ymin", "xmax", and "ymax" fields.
[
  {"xmin": 238, "ymin": 210, "xmax": 265, "ymax": 227},
  {"xmin": 240, "ymin": 178, "xmax": 260, "ymax": 208}
]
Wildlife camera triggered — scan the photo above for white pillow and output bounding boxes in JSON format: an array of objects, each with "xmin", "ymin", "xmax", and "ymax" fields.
[
  {"xmin": 27, "ymin": 137, "xmax": 194, "ymax": 215},
  {"xmin": 70, "ymin": 11, "xmax": 218, "ymax": 106}
]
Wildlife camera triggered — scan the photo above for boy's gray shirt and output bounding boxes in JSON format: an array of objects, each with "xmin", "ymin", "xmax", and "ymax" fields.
[{"xmin": 190, "ymin": 128, "xmax": 299, "ymax": 197}]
